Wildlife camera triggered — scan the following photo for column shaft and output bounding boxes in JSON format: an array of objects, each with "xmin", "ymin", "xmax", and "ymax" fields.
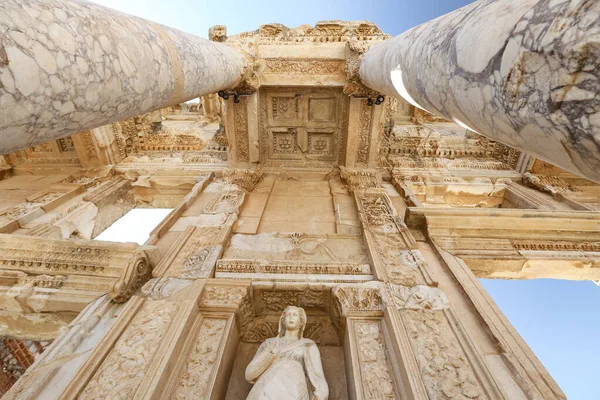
[
  {"xmin": 0, "ymin": 0, "xmax": 245, "ymax": 154},
  {"xmin": 360, "ymin": 0, "xmax": 600, "ymax": 182}
]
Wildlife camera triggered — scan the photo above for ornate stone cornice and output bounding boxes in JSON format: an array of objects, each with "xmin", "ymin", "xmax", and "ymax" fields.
[{"xmin": 0, "ymin": 234, "xmax": 158, "ymax": 303}]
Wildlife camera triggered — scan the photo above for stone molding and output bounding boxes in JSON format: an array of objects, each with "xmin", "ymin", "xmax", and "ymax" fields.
[{"xmin": 0, "ymin": 234, "xmax": 158, "ymax": 304}]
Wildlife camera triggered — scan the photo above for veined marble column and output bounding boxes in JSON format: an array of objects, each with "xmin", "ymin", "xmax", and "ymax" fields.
[
  {"xmin": 360, "ymin": 0, "xmax": 600, "ymax": 183},
  {"xmin": 0, "ymin": 0, "xmax": 245, "ymax": 154}
]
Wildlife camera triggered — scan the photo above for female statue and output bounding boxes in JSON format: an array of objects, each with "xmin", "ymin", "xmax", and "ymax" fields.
[{"xmin": 245, "ymin": 306, "xmax": 329, "ymax": 400}]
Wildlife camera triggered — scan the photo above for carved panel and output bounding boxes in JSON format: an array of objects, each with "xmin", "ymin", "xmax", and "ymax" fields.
[
  {"xmin": 272, "ymin": 129, "xmax": 299, "ymax": 156},
  {"xmin": 340, "ymin": 167, "xmax": 382, "ymax": 190},
  {"xmin": 402, "ymin": 309, "xmax": 486, "ymax": 400},
  {"xmin": 356, "ymin": 99, "xmax": 373, "ymax": 165},
  {"xmin": 388, "ymin": 285, "xmax": 449, "ymax": 310},
  {"xmin": 203, "ymin": 189, "xmax": 245, "ymax": 214},
  {"xmin": 161, "ymin": 227, "xmax": 223, "ymax": 278},
  {"xmin": 57, "ymin": 137, "xmax": 76, "ymax": 153},
  {"xmin": 354, "ymin": 320, "xmax": 398, "ymax": 399},
  {"xmin": 199, "ymin": 286, "xmax": 247, "ymax": 309},
  {"xmin": 79, "ymin": 300, "xmax": 178, "ymax": 400},
  {"xmin": 173, "ymin": 318, "xmax": 228, "ymax": 399},
  {"xmin": 272, "ymin": 96, "xmax": 299, "ymax": 122},
  {"xmin": 308, "ymin": 97, "xmax": 336, "ymax": 122},
  {"xmin": 233, "ymin": 97, "xmax": 249, "ymax": 162},
  {"xmin": 307, "ymin": 131, "xmax": 335, "ymax": 159},
  {"xmin": 260, "ymin": 88, "xmax": 346, "ymax": 167},
  {"xmin": 264, "ymin": 59, "xmax": 344, "ymax": 75}
]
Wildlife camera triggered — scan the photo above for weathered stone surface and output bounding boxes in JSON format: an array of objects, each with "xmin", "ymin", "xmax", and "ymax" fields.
[
  {"xmin": 0, "ymin": 0, "xmax": 244, "ymax": 154},
  {"xmin": 361, "ymin": 0, "xmax": 600, "ymax": 183}
]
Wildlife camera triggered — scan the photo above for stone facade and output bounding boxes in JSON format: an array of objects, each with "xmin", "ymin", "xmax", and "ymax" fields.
[{"xmin": 0, "ymin": 3, "xmax": 598, "ymax": 399}]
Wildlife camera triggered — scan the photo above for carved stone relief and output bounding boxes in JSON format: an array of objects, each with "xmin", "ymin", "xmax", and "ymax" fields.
[
  {"xmin": 199, "ymin": 286, "xmax": 248, "ymax": 309},
  {"xmin": 173, "ymin": 318, "xmax": 228, "ymax": 399},
  {"xmin": 356, "ymin": 100, "xmax": 373, "ymax": 166},
  {"xmin": 354, "ymin": 320, "xmax": 398, "ymax": 399},
  {"xmin": 223, "ymin": 169, "xmax": 263, "ymax": 192},
  {"xmin": 333, "ymin": 285, "xmax": 384, "ymax": 315},
  {"xmin": 259, "ymin": 88, "xmax": 348, "ymax": 167},
  {"xmin": 233, "ymin": 97, "xmax": 250, "ymax": 162},
  {"xmin": 402, "ymin": 309, "xmax": 486, "ymax": 400},
  {"xmin": 79, "ymin": 300, "xmax": 178, "ymax": 399}
]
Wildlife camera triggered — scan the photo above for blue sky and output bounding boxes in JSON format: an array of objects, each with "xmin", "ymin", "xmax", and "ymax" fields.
[
  {"xmin": 481, "ymin": 279, "xmax": 600, "ymax": 400},
  {"xmin": 86, "ymin": 0, "xmax": 599, "ymax": 398},
  {"xmin": 88, "ymin": 0, "xmax": 476, "ymax": 38}
]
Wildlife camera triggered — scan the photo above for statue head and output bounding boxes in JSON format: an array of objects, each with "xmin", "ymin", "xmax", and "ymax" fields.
[{"xmin": 278, "ymin": 306, "xmax": 307, "ymax": 338}]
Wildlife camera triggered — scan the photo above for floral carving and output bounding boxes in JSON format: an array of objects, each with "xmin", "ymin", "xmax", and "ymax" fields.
[
  {"xmin": 355, "ymin": 321, "xmax": 397, "ymax": 398},
  {"xmin": 80, "ymin": 300, "xmax": 177, "ymax": 399},
  {"xmin": 233, "ymin": 97, "xmax": 249, "ymax": 162},
  {"xmin": 333, "ymin": 285, "xmax": 383, "ymax": 315},
  {"xmin": 388, "ymin": 285, "xmax": 449, "ymax": 310},
  {"xmin": 264, "ymin": 59, "xmax": 344, "ymax": 75},
  {"xmin": 356, "ymin": 99, "xmax": 373, "ymax": 165},
  {"xmin": 199, "ymin": 286, "xmax": 247, "ymax": 308},
  {"xmin": 272, "ymin": 97, "xmax": 298, "ymax": 120},
  {"xmin": 173, "ymin": 318, "xmax": 227, "ymax": 399},
  {"xmin": 223, "ymin": 169, "xmax": 263, "ymax": 192},
  {"xmin": 403, "ymin": 309, "xmax": 485, "ymax": 400},
  {"xmin": 359, "ymin": 194, "xmax": 395, "ymax": 227},
  {"xmin": 203, "ymin": 189, "xmax": 244, "ymax": 214}
]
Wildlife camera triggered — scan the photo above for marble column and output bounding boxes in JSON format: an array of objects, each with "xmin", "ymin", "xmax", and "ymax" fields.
[
  {"xmin": 360, "ymin": 0, "xmax": 600, "ymax": 183},
  {"xmin": 0, "ymin": 0, "xmax": 245, "ymax": 154}
]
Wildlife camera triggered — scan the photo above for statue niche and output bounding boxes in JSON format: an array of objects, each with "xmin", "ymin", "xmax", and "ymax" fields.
[{"xmin": 245, "ymin": 306, "xmax": 329, "ymax": 400}]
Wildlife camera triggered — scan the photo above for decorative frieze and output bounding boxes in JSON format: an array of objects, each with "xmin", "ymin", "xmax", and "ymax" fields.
[
  {"xmin": 232, "ymin": 97, "xmax": 250, "ymax": 162},
  {"xmin": 264, "ymin": 58, "xmax": 345, "ymax": 75},
  {"xmin": 216, "ymin": 259, "xmax": 371, "ymax": 275},
  {"xmin": 0, "ymin": 234, "xmax": 156, "ymax": 303}
]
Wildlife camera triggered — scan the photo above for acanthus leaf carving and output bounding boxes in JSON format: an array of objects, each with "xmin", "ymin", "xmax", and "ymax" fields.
[{"xmin": 333, "ymin": 284, "xmax": 383, "ymax": 315}]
